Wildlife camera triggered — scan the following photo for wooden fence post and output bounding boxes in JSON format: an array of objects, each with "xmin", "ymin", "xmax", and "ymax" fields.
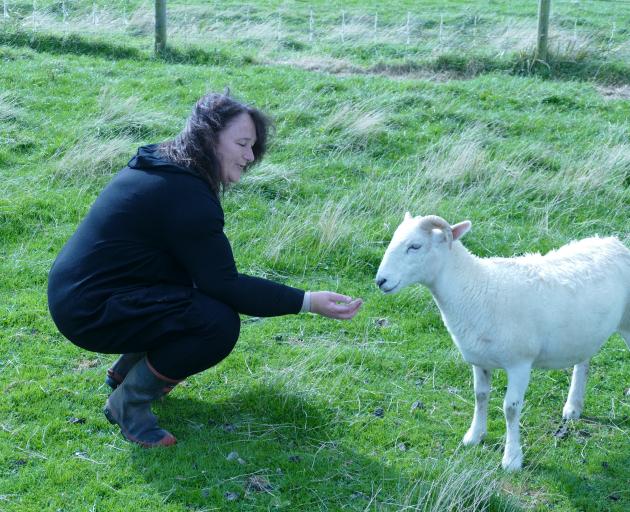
[
  {"xmin": 155, "ymin": 0, "xmax": 167, "ymax": 55},
  {"xmin": 536, "ymin": 0, "xmax": 551, "ymax": 61}
]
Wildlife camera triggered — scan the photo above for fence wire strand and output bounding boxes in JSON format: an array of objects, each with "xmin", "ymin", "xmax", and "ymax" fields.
[{"xmin": 1, "ymin": 0, "xmax": 628, "ymax": 59}]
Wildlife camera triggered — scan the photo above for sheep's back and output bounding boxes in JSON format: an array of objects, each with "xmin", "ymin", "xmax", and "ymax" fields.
[
  {"xmin": 436, "ymin": 237, "xmax": 629, "ymax": 369},
  {"xmin": 484, "ymin": 236, "xmax": 630, "ymax": 292}
]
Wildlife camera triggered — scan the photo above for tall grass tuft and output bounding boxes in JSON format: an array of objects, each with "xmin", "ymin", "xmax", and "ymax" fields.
[
  {"xmin": 240, "ymin": 161, "xmax": 298, "ymax": 195},
  {"xmin": 401, "ymin": 452, "xmax": 518, "ymax": 511},
  {"xmin": 323, "ymin": 101, "xmax": 389, "ymax": 153},
  {"xmin": 54, "ymin": 134, "xmax": 134, "ymax": 182},
  {"xmin": 487, "ymin": 19, "xmax": 537, "ymax": 55},
  {"xmin": 361, "ymin": 125, "xmax": 493, "ymax": 218},
  {"xmin": 0, "ymin": 91, "xmax": 22, "ymax": 122},
  {"xmin": 93, "ymin": 88, "xmax": 172, "ymax": 139},
  {"xmin": 262, "ymin": 204, "xmax": 308, "ymax": 262},
  {"xmin": 569, "ymin": 143, "xmax": 630, "ymax": 192},
  {"xmin": 53, "ymin": 90, "xmax": 172, "ymax": 183},
  {"xmin": 315, "ymin": 196, "xmax": 355, "ymax": 254}
]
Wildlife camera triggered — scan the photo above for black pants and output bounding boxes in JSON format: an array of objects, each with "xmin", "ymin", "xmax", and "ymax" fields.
[{"xmin": 65, "ymin": 285, "xmax": 240, "ymax": 381}]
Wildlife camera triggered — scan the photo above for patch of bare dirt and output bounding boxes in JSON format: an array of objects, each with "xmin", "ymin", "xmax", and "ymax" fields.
[
  {"xmin": 268, "ymin": 56, "xmax": 457, "ymax": 81},
  {"xmin": 597, "ymin": 85, "xmax": 630, "ymax": 100}
]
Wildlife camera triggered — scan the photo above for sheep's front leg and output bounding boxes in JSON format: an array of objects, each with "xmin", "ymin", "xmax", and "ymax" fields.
[
  {"xmin": 502, "ymin": 364, "xmax": 531, "ymax": 472},
  {"xmin": 463, "ymin": 365, "xmax": 492, "ymax": 446},
  {"xmin": 562, "ymin": 360, "xmax": 589, "ymax": 420}
]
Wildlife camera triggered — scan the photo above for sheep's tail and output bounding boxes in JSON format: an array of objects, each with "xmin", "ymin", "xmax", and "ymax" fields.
[
  {"xmin": 621, "ymin": 302, "xmax": 630, "ymax": 350},
  {"xmin": 620, "ymin": 288, "xmax": 630, "ymax": 350}
]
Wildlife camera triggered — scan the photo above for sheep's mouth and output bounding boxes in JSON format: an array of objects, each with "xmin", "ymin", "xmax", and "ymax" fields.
[{"xmin": 380, "ymin": 281, "xmax": 400, "ymax": 294}]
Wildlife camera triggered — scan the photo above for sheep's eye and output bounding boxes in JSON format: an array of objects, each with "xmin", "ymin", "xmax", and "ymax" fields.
[{"xmin": 407, "ymin": 244, "xmax": 422, "ymax": 252}]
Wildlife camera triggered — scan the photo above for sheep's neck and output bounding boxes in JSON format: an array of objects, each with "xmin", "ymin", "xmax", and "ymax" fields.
[{"xmin": 429, "ymin": 242, "xmax": 488, "ymax": 324}]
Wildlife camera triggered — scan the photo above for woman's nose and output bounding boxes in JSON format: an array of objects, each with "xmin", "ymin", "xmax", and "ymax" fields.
[{"xmin": 244, "ymin": 147, "xmax": 254, "ymax": 162}]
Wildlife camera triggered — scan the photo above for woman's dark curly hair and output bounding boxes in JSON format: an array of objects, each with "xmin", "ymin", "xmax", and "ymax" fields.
[{"xmin": 159, "ymin": 92, "xmax": 271, "ymax": 195}]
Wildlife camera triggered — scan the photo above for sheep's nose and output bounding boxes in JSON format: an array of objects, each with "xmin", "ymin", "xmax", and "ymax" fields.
[{"xmin": 376, "ymin": 277, "xmax": 387, "ymax": 289}]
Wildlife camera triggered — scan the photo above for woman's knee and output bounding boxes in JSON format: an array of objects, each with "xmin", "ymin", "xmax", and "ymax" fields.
[
  {"xmin": 193, "ymin": 293, "xmax": 240, "ymax": 350},
  {"xmin": 197, "ymin": 305, "xmax": 239, "ymax": 368},
  {"xmin": 218, "ymin": 306, "xmax": 240, "ymax": 350}
]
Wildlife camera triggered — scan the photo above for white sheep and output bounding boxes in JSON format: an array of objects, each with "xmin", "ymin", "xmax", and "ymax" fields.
[{"xmin": 375, "ymin": 213, "xmax": 630, "ymax": 471}]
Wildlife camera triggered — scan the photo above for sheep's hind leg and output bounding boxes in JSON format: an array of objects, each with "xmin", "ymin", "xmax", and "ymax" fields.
[
  {"xmin": 562, "ymin": 360, "xmax": 590, "ymax": 420},
  {"xmin": 502, "ymin": 364, "xmax": 531, "ymax": 472},
  {"xmin": 620, "ymin": 303, "xmax": 630, "ymax": 349},
  {"xmin": 463, "ymin": 365, "xmax": 492, "ymax": 446}
]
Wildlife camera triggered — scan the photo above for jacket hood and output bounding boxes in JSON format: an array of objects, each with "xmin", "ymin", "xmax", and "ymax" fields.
[{"xmin": 127, "ymin": 144, "xmax": 202, "ymax": 180}]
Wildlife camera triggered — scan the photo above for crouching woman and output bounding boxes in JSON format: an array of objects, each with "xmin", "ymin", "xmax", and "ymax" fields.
[{"xmin": 48, "ymin": 92, "xmax": 362, "ymax": 448}]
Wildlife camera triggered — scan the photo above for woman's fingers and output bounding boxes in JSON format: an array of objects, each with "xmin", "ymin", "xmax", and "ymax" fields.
[
  {"xmin": 325, "ymin": 297, "xmax": 363, "ymax": 319},
  {"xmin": 309, "ymin": 291, "xmax": 363, "ymax": 319},
  {"xmin": 325, "ymin": 292, "xmax": 352, "ymax": 303}
]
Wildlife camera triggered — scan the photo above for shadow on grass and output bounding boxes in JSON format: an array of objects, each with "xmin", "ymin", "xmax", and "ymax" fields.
[
  {"xmin": 533, "ymin": 415, "xmax": 630, "ymax": 511},
  {"xmin": 0, "ymin": 29, "xmax": 253, "ymax": 67},
  {"xmin": 125, "ymin": 383, "xmax": 403, "ymax": 510},
  {"xmin": 0, "ymin": 29, "xmax": 143, "ymax": 60},
  {"xmin": 369, "ymin": 51, "xmax": 630, "ymax": 85}
]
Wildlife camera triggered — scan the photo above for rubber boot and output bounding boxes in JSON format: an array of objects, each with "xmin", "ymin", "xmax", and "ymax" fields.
[
  {"xmin": 103, "ymin": 357, "xmax": 179, "ymax": 447},
  {"xmin": 105, "ymin": 352, "xmax": 146, "ymax": 391}
]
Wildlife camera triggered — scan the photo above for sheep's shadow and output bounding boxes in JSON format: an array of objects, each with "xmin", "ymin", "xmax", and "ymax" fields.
[
  {"xmin": 529, "ymin": 415, "xmax": 630, "ymax": 510},
  {"xmin": 126, "ymin": 383, "xmax": 400, "ymax": 509}
]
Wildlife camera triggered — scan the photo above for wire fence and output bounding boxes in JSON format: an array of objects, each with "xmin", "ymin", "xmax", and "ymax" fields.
[{"xmin": 1, "ymin": 1, "xmax": 628, "ymax": 60}]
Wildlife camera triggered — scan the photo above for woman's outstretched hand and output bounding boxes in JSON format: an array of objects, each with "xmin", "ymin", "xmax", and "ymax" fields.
[{"xmin": 310, "ymin": 291, "xmax": 363, "ymax": 320}]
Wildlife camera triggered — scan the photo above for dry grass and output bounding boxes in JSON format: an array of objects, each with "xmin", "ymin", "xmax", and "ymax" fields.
[
  {"xmin": 0, "ymin": 91, "xmax": 22, "ymax": 122},
  {"xmin": 400, "ymin": 451, "xmax": 512, "ymax": 511},
  {"xmin": 315, "ymin": 196, "xmax": 355, "ymax": 254},
  {"xmin": 52, "ymin": 89, "xmax": 172, "ymax": 181},
  {"xmin": 261, "ymin": 204, "xmax": 306, "ymax": 262},
  {"xmin": 241, "ymin": 161, "xmax": 298, "ymax": 189},
  {"xmin": 359, "ymin": 125, "xmax": 494, "ymax": 217},
  {"xmin": 598, "ymin": 85, "xmax": 630, "ymax": 100},
  {"xmin": 92, "ymin": 88, "xmax": 171, "ymax": 138},
  {"xmin": 273, "ymin": 55, "xmax": 363, "ymax": 74},
  {"xmin": 418, "ymin": 125, "xmax": 488, "ymax": 192},
  {"xmin": 54, "ymin": 133, "xmax": 134, "ymax": 181},
  {"xmin": 569, "ymin": 142, "xmax": 630, "ymax": 193},
  {"xmin": 322, "ymin": 100, "xmax": 389, "ymax": 154},
  {"xmin": 486, "ymin": 19, "xmax": 537, "ymax": 56}
]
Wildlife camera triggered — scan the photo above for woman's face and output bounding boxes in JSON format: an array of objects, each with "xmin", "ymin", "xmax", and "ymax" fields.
[{"xmin": 216, "ymin": 113, "xmax": 257, "ymax": 185}]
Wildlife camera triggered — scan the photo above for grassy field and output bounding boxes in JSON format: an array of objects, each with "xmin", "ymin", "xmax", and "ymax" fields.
[{"xmin": 1, "ymin": 1, "xmax": 629, "ymax": 510}]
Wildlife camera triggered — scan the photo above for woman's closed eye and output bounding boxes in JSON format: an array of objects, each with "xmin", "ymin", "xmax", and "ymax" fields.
[{"xmin": 407, "ymin": 244, "xmax": 422, "ymax": 252}]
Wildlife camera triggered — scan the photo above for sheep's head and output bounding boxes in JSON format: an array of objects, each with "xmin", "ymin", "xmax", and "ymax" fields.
[{"xmin": 375, "ymin": 213, "xmax": 471, "ymax": 293}]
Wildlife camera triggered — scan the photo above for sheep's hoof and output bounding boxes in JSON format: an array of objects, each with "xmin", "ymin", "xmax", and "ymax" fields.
[
  {"xmin": 502, "ymin": 450, "xmax": 523, "ymax": 472},
  {"xmin": 462, "ymin": 430, "xmax": 485, "ymax": 446},
  {"xmin": 562, "ymin": 404, "xmax": 582, "ymax": 420}
]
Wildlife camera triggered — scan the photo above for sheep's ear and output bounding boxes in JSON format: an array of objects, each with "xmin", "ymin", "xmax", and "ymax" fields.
[
  {"xmin": 451, "ymin": 220, "xmax": 472, "ymax": 241},
  {"xmin": 404, "ymin": 211, "xmax": 413, "ymax": 222}
]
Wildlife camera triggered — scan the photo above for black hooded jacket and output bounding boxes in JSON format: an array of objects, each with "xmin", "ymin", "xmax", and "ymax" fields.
[{"xmin": 48, "ymin": 145, "xmax": 304, "ymax": 340}]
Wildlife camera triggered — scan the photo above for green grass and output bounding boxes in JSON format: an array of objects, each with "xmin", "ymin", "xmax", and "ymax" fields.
[{"xmin": 1, "ymin": 1, "xmax": 629, "ymax": 510}]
